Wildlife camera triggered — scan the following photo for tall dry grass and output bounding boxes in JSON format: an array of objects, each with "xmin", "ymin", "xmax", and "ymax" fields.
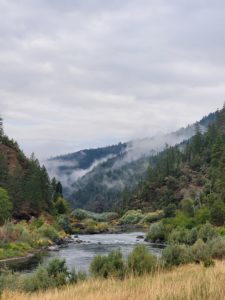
[{"xmin": 3, "ymin": 260, "xmax": 225, "ymax": 300}]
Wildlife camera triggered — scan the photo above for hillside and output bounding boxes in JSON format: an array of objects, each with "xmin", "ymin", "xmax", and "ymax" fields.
[
  {"xmin": 125, "ymin": 106, "xmax": 225, "ymax": 217},
  {"xmin": 0, "ymin": 119, "xmax": 62, "ymax": 219},
  {"xmin": 46, "ymin": 112, "xmax": 217, "ymax": 212}
]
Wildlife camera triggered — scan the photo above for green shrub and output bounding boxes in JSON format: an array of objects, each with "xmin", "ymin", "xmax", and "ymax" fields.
[
  {"xmin": 54, "ymin": 197, "xmax": 70, "ymax": 215},
  {"xmin": 0, "ymin": 268, "xmax": 21, "ymax": 292},
  {"xmin": 168, "ymin": 227, "xmax": 198, "ymax": 245},
  {"xmin": 84, "ymin": 219, "xmax": 98, "ymax": 233},
  {"xmin": 195, "ymin": 207, "xmax": 210, "ymax": 224},
  {"xmin": 72, "ymin": 209, "xmax": 118, "ymax": 222},
  {"xmin": 146, "ymin": 222, "xmax": 166, "ymax": 242},
  {"xmin": 22, "ymin": 265, "xmax": 52, "ymax": 292},
  {"xmin": 164, "ymin": 204, "xmax": 176, "ymax": 218},
  {"xmin": 30, "ymin": 217, "xmax": 44, "ymax": 229},
  {"xmin": 57, "ymin": 215, "xmax": 72, "ymax": 234},
  {"xmin": 90, "ymin": 250, "xmax": 125, "ymax": 279},
  {"xmin": 161, "ymin": 244, "xmax": 191, "ymax": 267},
  {"xmin": 198, "ymin": 222, "xmax": 218, "ymax": 242},
  {"xmin": 37, "ymin": 223, "xmax": 59, "ymax": 242},
  {"xmin": 190, "ymin": 239, "xmax": 210, "ymax": 264},
  {"xmin": 180, "ymin": 198, "xmax": 195, "ymax": 217},
  {"xmin": 208, "ymin": 238, "xmax": 225, "ymax": 259},
  {"xmin": 168, "ymin": 227, "xmax": 189, "ymax": 245},
  {"xmin": 139, "ymin": 211, "xmax": 164, "ymax": 225},
  {"xmin": 127, "ymin": 245, "xmax": 157, "ymax": 276},
  {"xmin": 72, "ymin": 209, "xmax": 88, "ymax": 220},
  {"xmin": 120, "ymin": 210, "xmax": 144, "ymax": 225},
  {"xmin": 22, "ymin": 258, "xmax": 70, "ymax": 292},
  {"xmin": 169, "ymin": 212, "xmax": 195, "ymax": 229}
]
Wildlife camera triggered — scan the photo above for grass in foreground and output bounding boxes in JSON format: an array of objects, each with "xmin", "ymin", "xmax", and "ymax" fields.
[{"xmin": 3, "ymin": 260, "xmax": 225, "ymax": 300}]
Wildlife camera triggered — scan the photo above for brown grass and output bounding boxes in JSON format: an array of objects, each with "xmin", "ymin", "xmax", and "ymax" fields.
[{"xmin": 3, "ymin": 261, "xmax": 225, "ymax": 300}]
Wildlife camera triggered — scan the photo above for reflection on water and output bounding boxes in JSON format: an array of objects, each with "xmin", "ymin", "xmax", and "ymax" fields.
[{"xmin": 6, "ymin": 232, "xmax": 163, "ymax": 274}]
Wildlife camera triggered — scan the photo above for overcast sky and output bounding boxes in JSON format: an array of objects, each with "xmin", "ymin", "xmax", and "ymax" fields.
[{"xmin": 0, "ymin": 0, "xmax": 225, "ymax": 160}]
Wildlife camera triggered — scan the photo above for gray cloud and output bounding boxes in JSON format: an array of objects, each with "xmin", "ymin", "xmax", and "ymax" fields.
[{"xmin": 0, "ymin": 0, "xmax": 224, "ymax": 159}]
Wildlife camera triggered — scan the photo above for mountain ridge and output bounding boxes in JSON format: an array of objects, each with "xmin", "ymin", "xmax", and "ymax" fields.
[{"xmin": 46, "ymin": 111, "xmax": 217, "ymax": 212}]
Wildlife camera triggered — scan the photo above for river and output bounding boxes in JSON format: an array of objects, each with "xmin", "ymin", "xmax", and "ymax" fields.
[{"xmin": 7, "ymin": 232, "xmax": 163, "ymax": 274}]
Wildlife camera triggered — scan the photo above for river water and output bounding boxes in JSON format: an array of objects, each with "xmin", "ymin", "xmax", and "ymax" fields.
[{"xmin": 10, "ymin": 232, "xmax": 163, "ymax": 274}]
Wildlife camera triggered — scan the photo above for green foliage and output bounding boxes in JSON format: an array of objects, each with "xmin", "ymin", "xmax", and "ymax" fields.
[
  {"xmin": 208, "ymin": 238, "xmax": 225, "ymax": 259},
  {"xmin": 90, "ymin": 250, "xmax": 125, "ymax": 279},
  {"xmin": 72, "ymin": 209, "xmax": 118, "ymax": 222},
  {"xmin": 22, "ymin": 265, "xmax": 52, "ymax": 292},
  {"xmin": 139, "ymin": 210, "xmax": 164, "ymax": 225},
  {"xmin": 37, "ymin": 223, "xmax": 59, "ymax": 242},
  {"xmin": 210, "ymin": 200, "xmax": 225, "ymax": 226},
  {"xmin": 22, "ymin": 258, "xmax": 70, "ymax": 292},
  {"xmin": 127, "ymin": 245, "xmax": 157, "ymax": 276},
  {"xmin": 180, "ymin": 199, "xmax": 195, "ymax": 217},
  {"xmin": 166, "ymin": 212, "xmax": 195, "ymax": 229},
  {"xmin": 198, "ymin": 222, "xmax": 218, "ymax": 242},
  {"xmin": 57, "ymin": 215, "xmax": 72, "ymax": 234},
  {"xmin": 0, "ymin": 188, "xmax": 12, "ymax": 225},
  {"xmin": 164, "ymin": 204, "xmax": 176, "ymax": 218},
  {"xmin": 0, "ymin": 127, "xmax": 64, "ymax": 217},
  {"xmin": 190, "ymin": 239, "xmax": 210, "ymax": 264},
  {"xmin": 162, "ymin": 244, "xmax": 191, "ymax": 267},
  {"xmin": 146, "ymin": 222, "xmax": 166, "ymax": 242},
  {"xmin": 54, "ymin": 197, "xmax": 70, "ymax": 215},
  {"xmin": 195, "ymin": 207, "xmax": 210, "ymax": 224},
  {"xmin": 120, "ymin": 210, "xmax": 143, "ymax": 225},
  {"xmin": 168, "ymin": 227, "xmax": 198, "ymax": 245}
]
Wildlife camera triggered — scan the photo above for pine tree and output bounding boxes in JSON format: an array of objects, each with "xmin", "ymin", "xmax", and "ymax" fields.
[{"xmin": 217, "ymin": 102, "xmax": 225, "ymax": 133}]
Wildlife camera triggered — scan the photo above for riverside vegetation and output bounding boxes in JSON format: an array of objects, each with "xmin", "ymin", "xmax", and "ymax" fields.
[{"xmin": 2, "ymin": 106, "xmax": 225, "ymax": 298}]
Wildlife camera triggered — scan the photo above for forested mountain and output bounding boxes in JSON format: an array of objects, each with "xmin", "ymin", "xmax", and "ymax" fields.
[
  {"xmin": 0, "ymin": 117, "xmax": 62, "ymax": 219},
  {"xmin": 47, "ymin": 111, "xmax": 217, "ymax": 212},
  {"xmin": 124, "ymin": 106, "xmax": 225, "ymax": 221}
]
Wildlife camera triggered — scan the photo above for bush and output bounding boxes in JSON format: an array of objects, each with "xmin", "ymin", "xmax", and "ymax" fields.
[
  {"xmin": 164, "ymin": 204, "xmax": 176, "ymax": 218},
  {"xmin": 198, "ymin": 222, "xmax": 218, "ymax": 242},
  {"xmin": 120, "ymin": 210, "xmax": 143, "ymax": 225},
  {"xmin": 146, "ymin": 222, "xmax": 166, "ymax": 242},
  {"xmin": 190, "ymin": 239, "xmax": 210, "ymax": 264},
  {"xmin": 57, "ymin": 215, "xmax": 72, "ymax": 234},
  {"xmin": 168, "ymin": 227, "xmax": 189, "ymax": 245},
  {"xmin": 72, "ymin": 209, "xmax": 88, "ymax": 220},
  {"xmin": 37, "ymin": 223, "xmax": 59, "ymax": 242},
  {"xmin": 168, "ymin": 227, "xmax": 198, "ymax": 245},
  {"xmin": 195, "ymin": 207, "xmax": 210, "ymax": 224},
  {"xmin": 0, "ymin": 268, "xmax": 21, "ymax": 292},
  {"xmin": 139, "ymin": 211, "xmax": 164, "ymax": 225},
  {"xmin": 161, "ymin": 244, "xmax": 191, "ymax": 267},
  {"xmin": 90, "ymin": 250, "xmax": 125, "ymax": 279},
  {"xmin": 208, "ymin": 238, "xmax": 225, "ymax": 260},
  {"xmin": 127, "ymin": 245, "xmax": 157, "ymax": 276},
  {"xmin": 72, "ymin": 209, "xmax": 118, "ymax": 222},
  {"xmin": 22, "ymin": 258, "xmax": 70, "ymax": 292},
  {"xmin": 180, "ymin": 198, "xmax": 195, "ymax": 217},
  {"xmin": 22, "ymin": 265, "xmax": 52, "ymax": 292},
  {"xmin": 54, "ymin": 197, "xmax": 70, "ymax": 215}
]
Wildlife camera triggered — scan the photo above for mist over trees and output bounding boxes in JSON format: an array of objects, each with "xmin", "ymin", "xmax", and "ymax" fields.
[{"xmin": 122, "ymin": 106, "xmax": 225, "ymax": 224}]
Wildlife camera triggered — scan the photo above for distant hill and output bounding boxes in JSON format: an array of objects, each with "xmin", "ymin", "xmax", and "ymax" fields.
[{"xmin": 46, "ymin": 111, "xmax": 217, "ymax": 212}]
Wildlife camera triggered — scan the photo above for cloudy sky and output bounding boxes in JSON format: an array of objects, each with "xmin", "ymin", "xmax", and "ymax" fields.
[{"xmin": 0, "ymin": 0, "xmax": 225, "ymax": 160}]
